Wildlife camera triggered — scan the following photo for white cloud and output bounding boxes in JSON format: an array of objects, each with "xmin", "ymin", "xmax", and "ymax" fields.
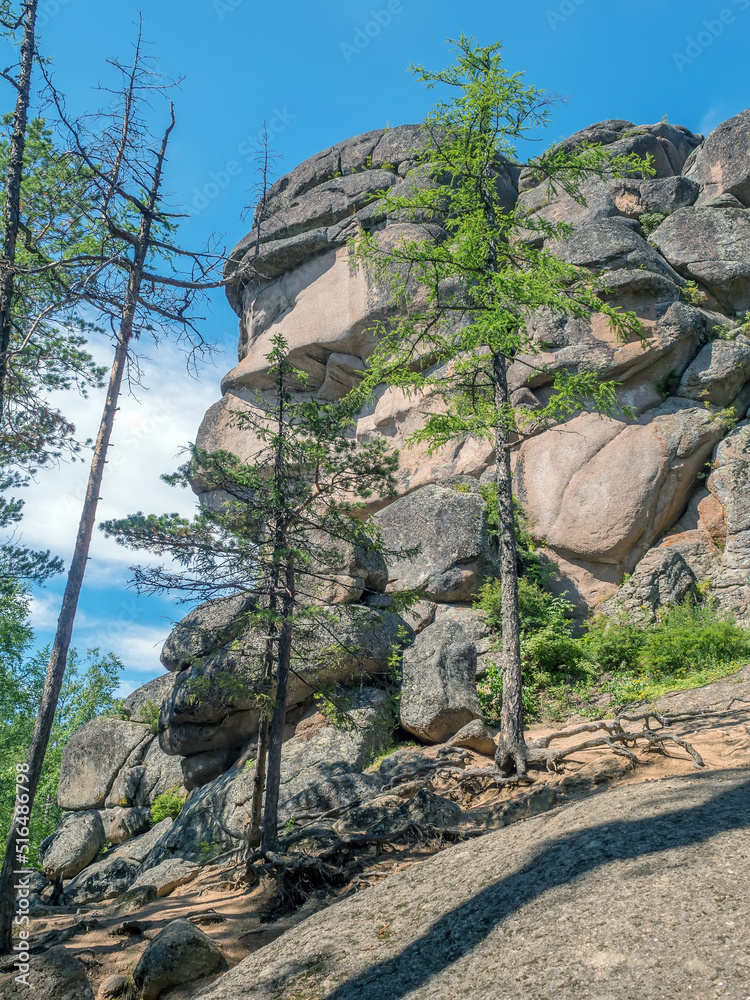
[
  {"xmin": 19, "ymin": 337, "xmax": 232, "ymax": 573},
  {"xmin": 109, "ymin": 624, "xmax": 173, "ymax": 673}
]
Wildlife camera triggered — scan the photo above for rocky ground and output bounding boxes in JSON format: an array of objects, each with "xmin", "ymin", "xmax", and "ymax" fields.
[
  {"xmin": 8, "ymin": 107, "xmax": 750, "ymax": 998},
  {"xmin": 4, "ymin": 671, "xmax": 749, "ymax": 1000}
]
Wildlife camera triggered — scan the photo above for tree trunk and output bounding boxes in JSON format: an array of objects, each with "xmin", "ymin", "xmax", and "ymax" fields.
[
  {"xmin": 0, "ymin": 0, "xmax": 38, "ymax": 422},
  {"xmin": 246, "ymin": 713, "xmax": 269, "ymax": 852},
  {"xmin": 0, "ymin": 300, "xmax": 135, "ymax": 952},
  {"xmin": 492, "ymin": 351, "xmax": 527, "ymax": 777},
  {"xmin": 260, "ymin": 559, "xmax": 295, "ymax": 855}
]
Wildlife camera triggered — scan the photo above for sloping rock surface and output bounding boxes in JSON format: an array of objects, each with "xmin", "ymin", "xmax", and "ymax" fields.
[{"xmin": 198, "ymin": 769, "xmax": 750, "ymax": 1000}]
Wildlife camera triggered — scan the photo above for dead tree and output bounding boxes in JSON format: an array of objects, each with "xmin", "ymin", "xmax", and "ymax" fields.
[
  {"xmin": 0, "ymin": 29, "xmax": 224, "ymax": 954},
  {"xmin": 0, "ymin": 0, "xmax": 37, "ymax": 423}
]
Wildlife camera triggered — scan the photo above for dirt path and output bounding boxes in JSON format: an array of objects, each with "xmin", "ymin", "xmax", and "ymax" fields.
[{"xmin": 7, "ymin": 705, "xmax": 750, "ymax": 998}]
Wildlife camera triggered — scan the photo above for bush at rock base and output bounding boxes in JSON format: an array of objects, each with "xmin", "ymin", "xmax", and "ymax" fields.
[
  {"xmin": 478, "ymin": 592, "xmax": 750, "ymax": 722},
  {"xmin": 149, "ymin": 786, "xmax": 187, "ymax": 825}
]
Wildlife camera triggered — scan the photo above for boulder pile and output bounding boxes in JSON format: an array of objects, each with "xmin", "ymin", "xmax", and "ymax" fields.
[{"xmin": 43, "ymin": 108, "xmax": 750, "ymax": 899}]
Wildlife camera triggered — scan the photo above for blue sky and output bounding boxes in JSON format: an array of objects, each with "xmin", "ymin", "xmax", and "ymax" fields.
[{"xmin": 8, "ymin": 0, "xmax": 750, "ymax": 696}]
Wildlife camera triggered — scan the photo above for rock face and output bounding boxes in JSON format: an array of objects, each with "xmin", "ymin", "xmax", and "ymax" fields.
[
  {"xmin": 195, "ymin": 770, "xmax": 750, "ymax": 1000},
  {"xmin": 400, "ymin": 618, "xmax": 482, "ymax": 743},
  {"xmin": 193, "ymin": 110, "xmax": 750, "ymax": 621},
  {"xmin": 47, "ymin": 109, "xmax": 750, "ymax": 902}
]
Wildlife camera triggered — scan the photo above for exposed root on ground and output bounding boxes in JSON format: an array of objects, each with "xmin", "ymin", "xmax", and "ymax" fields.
[{"xmin": 251, "ymin": 822, "xmax": 472, "ymax": 920}]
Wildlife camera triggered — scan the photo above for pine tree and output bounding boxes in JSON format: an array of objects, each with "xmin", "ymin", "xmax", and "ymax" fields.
[
  {"xmin": 347, "ymin": 36, "xmax": 652, "ymax": 777},
  {"xmin": 103, "ymin": 335, "xmax": 415, "ymax": 857}
]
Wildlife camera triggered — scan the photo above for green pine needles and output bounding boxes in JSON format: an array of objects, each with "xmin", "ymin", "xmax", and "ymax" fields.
[{"xmin": 346, "ymin": 35, "xmax": 654, "ymax": 774}]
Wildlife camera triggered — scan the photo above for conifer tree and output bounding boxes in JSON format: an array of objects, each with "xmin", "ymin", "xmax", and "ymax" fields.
[
  {"xmin": 348, "ymin": 36, "xmax": 652, "ymax": 776},
  {"xmin": 103, "ymin": 335, "xmax": 414, "ymax": 856}
]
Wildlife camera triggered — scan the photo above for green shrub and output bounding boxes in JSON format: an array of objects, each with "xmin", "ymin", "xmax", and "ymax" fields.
[
  {"xmin": 639, "ymin": 212, "xmax": 667, "ymax": 237},
  {"xmin": 140, "ymin": 699, "xmax": 161, "ymax": 735},
  {"xmin": 150, "ymin": 786, "xmax": 187, "ymax": 825},
  {"xmin": 578, "ymin": 615, "xmax": 647, "ymax": 672},
  {"xmin": 477, "ymin": 576, "xmax": 575, "ymax": 638},
  {"xmin": 523, "ymin": 627, "xmax": 583, "ymax": 674},
  {"xmin": 640, "ymin": 600, "xmax": 750, "ymax": 676}
]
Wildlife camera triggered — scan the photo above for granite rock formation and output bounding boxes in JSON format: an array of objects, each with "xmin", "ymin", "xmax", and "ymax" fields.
[{"xmin": 46, "ymin": 109, "xmax": 750, "ymax": 896}]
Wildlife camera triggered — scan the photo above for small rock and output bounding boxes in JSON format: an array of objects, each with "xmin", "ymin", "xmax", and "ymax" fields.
[
  {"xmin": 131, "ymin": 858, "xmax": 200, "ymax": 898},
  {"xmin": 446, "ymin": 720, "xmax": 497, "ymax": 757},
  {"xmin": 188, "ymin": 911, "xmax": 227, "ymax": 925},
  {"xmin": 133, "ymin": 918, "xmax": 222, "ymax": 1000},
  {"xmin": 98, "ymin": 975, "xmax": 129, "ymax": 999},
  {"xmin": 107, "ymin": 921, "xmax": 147, "ymax": 937}
]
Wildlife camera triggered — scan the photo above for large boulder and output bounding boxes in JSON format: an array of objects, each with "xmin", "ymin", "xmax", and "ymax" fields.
[
  {"xmin": 677, "ymin": 333, "xmax": 750, "ymax": 406},
  {"xmin": 601, "ymin": 547, "xmax": 696, "ymax": 621},
  {"xmin": 373, "ymin": 484, "xmax": 495, "ymax": 602},
  {"xmin": 57, "ymin": 718, "xmax": 151, "ymax": 811},
  {"xmin": 685, "ymin": 108, "xmax": 750, "ymax": 206},
  {"xmin": 99, "ymin": 807, "xmax": 151, "ymax": 845},
  {"xmin": 161, "ymin": 592, "xmax": 256, "ymax": 671},
  {"xmin": 122, "ymin": 673, "xmax": 175, "ymax": 723},
  {"xmin": 181, "ymin": 746, "xmax": 244, "ymax": 791},
  {"xmin": 651, "ymin": 207, "xmax": 750, "ymax": 313},
  {"xmin": 515, "ymin": 400, "xmax": 730, "ymax": 578},
  {"xmin": 111, "ymin": 817, "xmax": 173, "ymax": 863},
  {"xmin": 0, "ymin": 947, "xmax": 94, "ymax": 1000},
  {"xmin": 39, "ymin": 811, "xmax": 105, "ymax": 880},
  {"xmin": 133, "ymin": 919, "xmax": 222, "ymax": 1000},
  {"xmin": 400, "ymin": 618, "xmax": 482, "ymax": 743},
  {"xmin": 104, "ymin": 734, "xmax": 185, "ymax": 809},
  {"xmin": 63, "ymin": 855, "xmax": 140, "ymax": 906},
  {"xmin": 159, "ymin": 608, "xmax": 410, "ymax": 757},
  {"xmin": 626, "ymin": 420, "xmax": 750, "ymax": 622}
]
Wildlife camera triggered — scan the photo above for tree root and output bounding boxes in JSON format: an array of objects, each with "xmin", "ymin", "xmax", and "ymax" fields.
[
  {"xmin": 524, "ymin": 713, "xmax": 705, "ymax": 771},
  {"xmin": 440, "ymin": 709, "xmax": 721, "ymax": 790},
  {"xmin": 250, "ymin": 822, "xmax": 471, "ymax": 920}
]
